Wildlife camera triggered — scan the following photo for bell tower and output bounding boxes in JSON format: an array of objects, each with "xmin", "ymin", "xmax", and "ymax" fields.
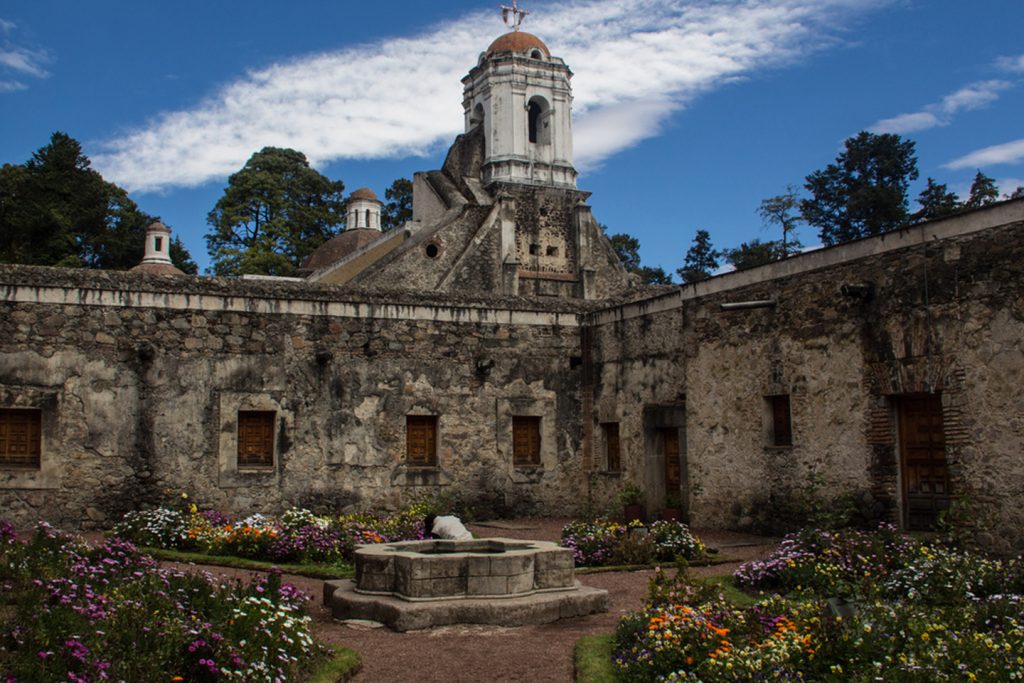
[{"xmin": 462, "ymin": 3, "xmax": 577, "ymax": 188}]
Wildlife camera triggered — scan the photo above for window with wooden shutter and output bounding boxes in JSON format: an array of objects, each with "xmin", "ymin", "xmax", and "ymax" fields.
[
  {"xmin": 512, "ymin": 416, "xmax": 541, "ymax": 467},
  {"xmin": 767, "ymin": 395, "xmax": 792, "ymax": 447},
  {"xmin": 406, "ymin": 415, "xmax": 438, "ymax": 466},
  {"xmin": 0, "ymin": 409, "xmax": 42, "ymax": 468},
  {"xmin": 237, "ymin": 410, "xmax": 275, "ymax": 467},
  {"xmin": 602, "ymin": 422, "xmax": 620, "ymax": 472}
]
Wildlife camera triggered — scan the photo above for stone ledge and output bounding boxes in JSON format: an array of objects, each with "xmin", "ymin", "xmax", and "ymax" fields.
[{"xmin": 324, "ymin": 578, "xmax": 608, "ymax": 632}]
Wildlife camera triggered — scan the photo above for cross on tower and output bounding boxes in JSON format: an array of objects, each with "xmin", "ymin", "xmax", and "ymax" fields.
[{"xmin": 500, "ymin": 0, "xmax": 529, "ymax": 31}]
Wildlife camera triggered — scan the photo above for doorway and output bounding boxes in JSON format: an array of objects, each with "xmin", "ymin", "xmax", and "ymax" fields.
[{"xmin": 897, "ymin": 394, "xmax": 950, "ymax": 530}]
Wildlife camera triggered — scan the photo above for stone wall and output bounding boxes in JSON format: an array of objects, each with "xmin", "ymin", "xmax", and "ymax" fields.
[
  {"xmin": 587, "ymin": 200, "xmax": 1024, "ymax": 550},
  {"xmin": 0, "ymin": 268, "xmax": 588, "ymax": 529}
]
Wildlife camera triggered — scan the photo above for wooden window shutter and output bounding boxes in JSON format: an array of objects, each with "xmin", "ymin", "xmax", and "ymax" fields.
[
  {"xmin": 512, "ymin": 416, "xmax": 541, "ymax": 466},
  {"xmin": 237, "ymin": 411, "xmax": 275, "ymax": 467},
  {"xmin": 406, "ymin": 416, "xmax": 438, "ymax": 466},
  {"xmin": 603, "ymin": 423, "xmax": 620, "ymax": 472},
  {"xmin": 0, "ymin": 409, "xmax": 42, "ymax": 468},
  {"xmin": 770, "ymin": 395, "xmax": 792, "ymax": 446}
]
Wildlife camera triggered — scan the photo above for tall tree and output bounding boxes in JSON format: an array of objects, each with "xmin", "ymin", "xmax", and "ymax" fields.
[
  {"xmin": 964, "ymin": 170, "xmax": 1000, "ymax": 209},
  {"xmin": 607, "ymin": 231, "xmax": 673, "ymax": 284},
  {"xmin": 914, "ymin": 178, "xmax": 960, "ymax": 221},
  {"xmin": 205, "ymin": 147, "xmax": 346, "ymax": 276},
  {"xmin": 608, "ymin": 232, "xmax": 642, "ymax": 271},
  {"xmin": 677, "ymin": 229, "xmax": 719, "ymax": 284},
  {"xmin": 0, "ymin": 131, "xmax": 195, "ymax": 271},
  {"xmin": 801, "ymin": 131, "xmax": 919, "ymax": 246},
  {"xmin": 757, "ymin": 187, "xmax": 803, "ymax": 257},
  {"xmin": 381, "ymin": 178, "xmax": 413, "ymax": 231},
  {"xmin": 722, "ymin": 239, "xmax": 782, "ymax": 270}
]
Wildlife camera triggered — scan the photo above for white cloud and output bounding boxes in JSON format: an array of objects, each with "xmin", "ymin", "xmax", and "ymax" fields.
[
  {"xmin": 871, "ymin": 111, "xmax": 941, "ymax": 135},
  {"xmin": 945, "ymin": 138, "xmax": 1024, "ymax": 170},
  {"xmin": 0, "ymin": 18, "xmax": 50, "ymax": 90},
  {"xmin": 94, "ymin": 0, "xmax": 891, "ymax": 193},
  {"xmin": 0, "ymin": 47, "xmax": 49, "ymax": 77},
  {"xmin": 871, "ymin": 79, "xmax": 1012, "ymax": 134},
  {"xmin": 997, "ymin": 54, "xmax": 1024, "ymax": 73}
]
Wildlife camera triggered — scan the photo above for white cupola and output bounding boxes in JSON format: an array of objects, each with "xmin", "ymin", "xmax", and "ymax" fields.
[
  {"xmin": 347, "ymin": 187, "xmax": 383, "ymax": 231},
  {"xmin": 462, "ymin": 28, "xmax": 577, "ymax": 188},
  {"xmin": 131, "ymin": 221, "xmax": 184, "ymax": 275}
]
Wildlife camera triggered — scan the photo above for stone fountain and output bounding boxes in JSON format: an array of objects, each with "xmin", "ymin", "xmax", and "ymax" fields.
[{"xmin": 323, "ymin": 538, "xmax": 608, "ymax": 631}]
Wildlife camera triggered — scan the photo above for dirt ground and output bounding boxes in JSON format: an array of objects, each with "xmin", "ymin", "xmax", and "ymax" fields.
[{"xmin": 164, "ymin": 518, "xmax": 776, "ymax": 683}]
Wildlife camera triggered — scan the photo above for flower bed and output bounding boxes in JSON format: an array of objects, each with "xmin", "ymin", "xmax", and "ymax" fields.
[
  {"xmin": 612, "ymin": 526, "xmax": 1024, "ymax": 681},
  {"xmin": 111, "ymin": 501, "xmax": 429, "ymax": 565},
  {"xmin": 560, "ymin": 519, "xmax": 705, "ymax": 567},
  {"xmin": 0, "ymin": 522, "xmax": 322, "ymax": 682}
]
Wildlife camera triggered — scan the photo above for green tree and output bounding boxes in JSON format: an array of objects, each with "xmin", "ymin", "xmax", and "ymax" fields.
[
  {"xmin": 0, "ymin": 131, "xmax": 195, "ymax": 271},
  {"xmin": 964, "ymin": 170, "xmax": 1000, "ymax": 209},
  {"xmin": 635, "ymin": 266, "xmax": 672, "ymax": 285},
  {"xmin": 757, "ymin": 187, "xmax": 803, "ymax": 257},
  {"xmin": 722, "ymin": 239, "xmax": 782, "ymax": 270},
  {"xmin": 608, "ymin": 232, "xmax": 642, "ymax": 271},
  {"xmin": 801, "ymin": 131, "xmax": 919, "ymax": 246},
  {"xmin": 914, "ymin": 178, "xmax": 960, "ymax": 221},
  {"xmin": 676, "ymin": 229, "xmax": 719, "ymax": 284},
  {"xmin": 1009, "ymin": 186, "xmax": 1024, "ymax": 200},
  {"xmin": 382, "ymin": 178, "xmax": 413, "ymax": 231},
  {"xmin": 170, "ymin": 236, "xmax": 199, "ymax": 275},
  {"xmin": 205, "ymin": 147, "xmax": 346, "ymax": 276},
  {"xmin": 607, "ymin": 231, "xmax": 673, "ymax": 284}
]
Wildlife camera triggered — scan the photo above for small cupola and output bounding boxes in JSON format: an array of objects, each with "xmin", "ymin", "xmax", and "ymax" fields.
[
  {"xmin": 347, "ymin": 187, "xmax": 383, "ymax": 231},
  {"xmin": 131, "ymin": 221, "xmax": 184, "ymax": 275}
]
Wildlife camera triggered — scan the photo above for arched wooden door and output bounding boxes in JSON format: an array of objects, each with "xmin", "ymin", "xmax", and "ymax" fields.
[{"xmin": 898, "ymin": 394, "xmax": 950, "ymax": 530}]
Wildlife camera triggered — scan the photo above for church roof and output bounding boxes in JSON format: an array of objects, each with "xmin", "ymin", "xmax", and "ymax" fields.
[
  {"xmin": 486, "ymin": 31, "xmax": 550, "ymax": 58},
  {"xmin": 303, "ymin": 229, "xmax": 384, "ymax": 270},
  {"xmin": 350, "ymin": 187, "xmax": 379, "ymax": 201}
]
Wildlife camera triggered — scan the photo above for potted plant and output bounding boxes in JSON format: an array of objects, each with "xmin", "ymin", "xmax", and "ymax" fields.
[
  {"xmin": 619, "ymin": 483, "xmax": 646, "ymax": 523},
  {"xmin": 661, "ymin": 494, "xmax": 683, "ymax": 522}
]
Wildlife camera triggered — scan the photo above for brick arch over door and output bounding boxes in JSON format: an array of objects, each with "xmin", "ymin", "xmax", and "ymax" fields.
[{"xmin": 864, "ymin": 356, "xmax": 968, "ymax": 529}]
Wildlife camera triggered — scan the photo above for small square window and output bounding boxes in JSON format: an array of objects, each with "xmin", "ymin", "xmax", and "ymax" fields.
[
  {"xmin": 406, "ymin": 415, "xmax": 438, "ymax": 467},
  {"xmin": 529, "ymin": 243, "xmax": 540, "ymax": 256},
  {"xmin": 237, "ymin": 410, "xmax": 275, "ymax": 467},
  {"xmin": 546, "ymin": 245, "xmax": 559, "ymax": 257},
  {"xmin": 767, "ymin": 395, "xmax": 792, "ymax": 447},
  {"xmin": 0, "ymin": 409, "xmax": 42, "ymax": 468},
  {"xmin": 512, "ymin": 416, "xmax": 541, "ymax": 467},
  {"xmin": 602, "ymin": 422, "xmax": 620, "ymax": 472}
]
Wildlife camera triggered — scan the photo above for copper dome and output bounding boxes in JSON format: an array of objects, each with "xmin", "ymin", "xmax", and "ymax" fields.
[
  {"xmin": 349, "ymin": 187, "xmax": 379, "ymax": 201},
  {"xmin": 486, "ymin": 31, "xmax": 550, "ymax": 58}
]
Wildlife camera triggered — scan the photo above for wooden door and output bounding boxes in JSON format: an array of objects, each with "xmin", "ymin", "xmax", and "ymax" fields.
[
  {"xmin": 662, "ymin": 428, "xmax": 681, "ymax": 502},
  {"xmin": 898, "ymin": 394, "xmax": 950, "ymax": 530}
]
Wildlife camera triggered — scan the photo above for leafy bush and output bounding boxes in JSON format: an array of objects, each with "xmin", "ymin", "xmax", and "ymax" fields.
[
  {"xmin": 111, "ymin": 504, "xmax": 427, "ymax": 564},
  {"xmin": 561, "ymin": 519, "xmax": 705, "ymax": 567},
  {"xmin": 614, "ymin": 532, "xmax": 1024, "ymax": 682},
  {"xmin": 111, "ymin": 508, "xmax": 190, "ymax": 548},
  {"xmin": 0, "ymin": 523, "xmax": 323, "ymax": 682}
]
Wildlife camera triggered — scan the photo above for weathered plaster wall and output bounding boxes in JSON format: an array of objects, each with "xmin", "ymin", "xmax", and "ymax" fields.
[
  {"xmin": 0, "ymin": 269, "xmax": 587, "ymax": 529},
  {"xmin": 588, "ymin": 201, "xmax": 1024, "ymax": 549}
]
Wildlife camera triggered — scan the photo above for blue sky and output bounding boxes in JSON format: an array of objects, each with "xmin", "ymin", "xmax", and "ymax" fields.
[{"xmin": 2, "ymin": 0, "xmax": 1022, "ymax": 277}]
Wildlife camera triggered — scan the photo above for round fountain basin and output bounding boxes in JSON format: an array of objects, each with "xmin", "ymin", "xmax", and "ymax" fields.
[{"xmin": 353, "ymin": 537, "xmax": 576, "ymax": 601}]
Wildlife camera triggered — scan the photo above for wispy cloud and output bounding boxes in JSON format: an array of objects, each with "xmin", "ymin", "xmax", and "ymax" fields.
[
  {"xmin": 997, "ymin": 54, "xmax": 1024, "ymax": 73},
  {"xmin": 944, "ymin": 138, "xmax": 1024, "ymax": 170},
  {"xmin": 0, "ymin": 17, "xmax": 50, "ymax": 91},
  {"xmin": 94, "ymin": 0, "xmax": 891, "ymax": 193},
  {"xmin": 871, "ymin": 79, "xmax": 1012, "ymax": 134}
]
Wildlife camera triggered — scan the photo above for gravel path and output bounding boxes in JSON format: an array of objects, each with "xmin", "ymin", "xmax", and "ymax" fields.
[{"xmin": 163, "ymin": 518, "xmax": 776, "ymax": 683}]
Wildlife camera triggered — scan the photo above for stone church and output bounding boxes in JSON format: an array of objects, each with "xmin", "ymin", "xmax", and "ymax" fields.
[{"xmin": 2, "ymin": 24, "xmax": 1023, "ymax": 550}]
